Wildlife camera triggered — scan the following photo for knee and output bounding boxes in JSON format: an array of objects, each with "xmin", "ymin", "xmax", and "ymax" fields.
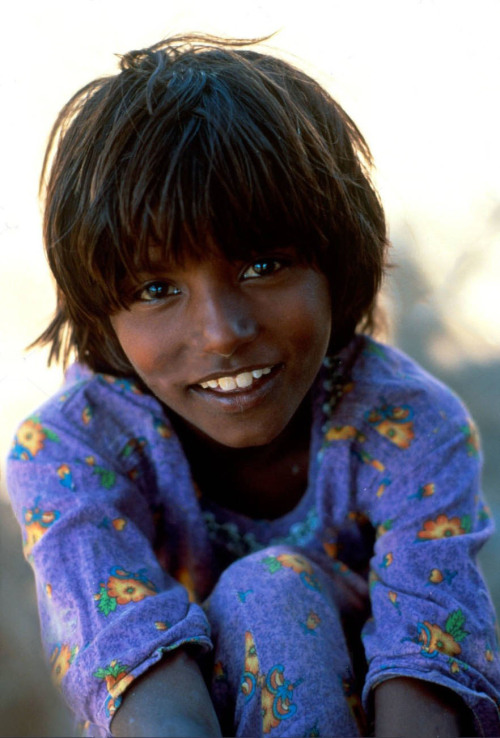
[{"xmin": 213, "ymin": 545, "xmax": 319, "ymax": 594}]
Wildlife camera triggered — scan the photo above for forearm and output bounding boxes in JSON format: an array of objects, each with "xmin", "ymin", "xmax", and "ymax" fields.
[
  {"xmin": 374, "ymin": 677, "xmax": 474, "ymax": 738},
  {"xmin": 110, "ymin": 648, "xmax": 222, "ymax": 737}
]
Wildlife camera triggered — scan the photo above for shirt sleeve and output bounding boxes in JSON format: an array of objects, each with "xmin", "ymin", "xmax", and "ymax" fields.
[
  {"xmin": 6, "ymin": 387, "xmax": 212, "ymax": 735},
  {"xmin": 356, "ymin": 404, "xmax": 500, "ymax": 736}
]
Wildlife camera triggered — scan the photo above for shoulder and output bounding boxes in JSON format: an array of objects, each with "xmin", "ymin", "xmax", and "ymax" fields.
[
  {"xmin": 355, "ymin": 337, "xmax": 472, "ymax": 424},
  {"xmin": 8, "ymin": 364, "xmax": 174, "ymax": 464},
  {"xmin": 323, "ymin": 336, "xmax": 479, "ymax": 467}
]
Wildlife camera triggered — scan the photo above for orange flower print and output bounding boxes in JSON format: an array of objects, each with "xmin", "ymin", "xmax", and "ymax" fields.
[
  {"xmin": 352, "ymin": 447, "xmax": 385, "ymax": 471},
  {"xmin": 380, "ymin": 552, "xmax": 393, "ymax": 568},
  {"xmin": 10, "ymin": 417, "xmax": 59, "ymax": 460},
  {"xmin": 427, "ymin": 568, "xmax": 457, "ymax": 586},
  {"xmin": 262, "ymin": 553, "xmax": 321, "ymax": 591},
  {"xmin": 243, "ymin": 631, "xmax": 260, "ymax": 678},
  {"xmin": 107, "ymin": 573, "xmax": 157, "ymax": 605},
  {"xmin": 50, "ymin": 643, "xmax": 78, "ymax": 686},
  {"xmin": 325, "ymin": 425, "xmax": 362, "ymax": 442},
  {"xmin": 409, "ymin": 483, "xmax": 435, "ymax": 501},
  {"xmin": 18, "ymin": 419, "xmax": 45, "ymax": 455},
  {"xmin": 95, "ymin": 567, "xmax": 157, "ymax": 615},
  {"xmin": 276, "ymin": 553, "xmax": 313, "ymax": 575},
  {"xmin": 417, "ymin": 514, "xmax": 470, "ymax": 540},
  {"xmin": 22, "ymin": 498, "xmax": 60, "ymax": 558},
  {"xmin": 82, "ymin": 405, "xmax": 93, "ymax": 425},
  {"xmin": 365, "ymin": 401, "xmax": 415, "ymax": 449},
  {"xmin": 416, "ymin": 609, "xmax": 468, "ymax": 669},
  {"xmin": 429, "ymin": 568, "xmax": 444, "ymax": 584},
  {"xmin": 299, "ymin": 610, "xmax": 321, "ymax": 635},
  {"xmin": 261, "ymin": 663, "xmax": 303, "ymax": 734},
  {"xmin": 241, "ymin": 631, "xmax": 260, "ymax": 704},
  {"xmin": 57, "ymin": 463, "xmax": 75, "ymax": 489},
  {"xmin": 240, "ymin": 632, "xmax": 301, "ymax": 734},
  {"xmin": 94, "ymin": 660, "xmax": 134, "ymax": 717},
  {"xmin": 376, "ymin": 479, "xmax": 391, "ymax": 498},
  {"xmin": 418, "ymin": 622, "xmax": 461, "ymax": 658}
]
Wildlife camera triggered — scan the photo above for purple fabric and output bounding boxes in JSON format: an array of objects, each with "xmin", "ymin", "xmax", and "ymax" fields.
[{"xmin": 6, "ymin": 335, "xmax": 500, "ymax": 736}]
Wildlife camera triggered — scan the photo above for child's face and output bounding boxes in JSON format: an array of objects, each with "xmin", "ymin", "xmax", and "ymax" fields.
[{"xmin": 110, "ymin": 247, "xmax": 331, "ymax": 448}]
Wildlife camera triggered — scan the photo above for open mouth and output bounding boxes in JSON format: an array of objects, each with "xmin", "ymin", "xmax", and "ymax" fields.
[{"xmin": 196, "ymin": 365, "xmax": 278, "ymax": 393}]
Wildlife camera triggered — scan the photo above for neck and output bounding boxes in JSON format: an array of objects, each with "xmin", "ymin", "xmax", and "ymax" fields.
[{"xmin": 168, "ymin": 397, "xmax": 312, "ymax": 518}]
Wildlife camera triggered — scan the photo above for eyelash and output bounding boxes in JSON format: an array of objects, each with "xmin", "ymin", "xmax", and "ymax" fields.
[
  {"xmin": 133, "ymin": 257, "xmax": 287, "ymax": 303},
  {"xmin": 135, "ymin": 282, "xmax": 180, "ymax": 303},
  {"xmin": 241, "ymin": 258, "xmax": 287, "ymax": 280}
]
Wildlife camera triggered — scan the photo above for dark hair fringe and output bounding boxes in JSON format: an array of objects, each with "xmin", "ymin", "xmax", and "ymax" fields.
[{"xmin": 35, "ymin": 33, "xmax": 388, "ymax": 374}]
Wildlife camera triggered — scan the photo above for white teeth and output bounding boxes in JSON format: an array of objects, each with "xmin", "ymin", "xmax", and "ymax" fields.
[
  {"xmin": 236, "ymin": 372, "xmax": 253, "ymax": 388},
  {"xmin": 218, "ymin": 376, "xmax": 237, "ymax": 391},
  {"xmin": 199, "ymin": 366, "xmax": 274, "ymax": 392}
]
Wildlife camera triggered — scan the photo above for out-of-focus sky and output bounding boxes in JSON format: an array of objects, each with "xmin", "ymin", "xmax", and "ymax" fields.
[{"xmin": 1, "ymin": 0, "xmax": 499, "ymax": 478}]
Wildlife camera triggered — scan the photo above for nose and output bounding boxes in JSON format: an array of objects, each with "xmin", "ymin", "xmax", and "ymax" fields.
[{"xmin": 193, "ymin": 286, "xmax": 259, "ymax": 357}]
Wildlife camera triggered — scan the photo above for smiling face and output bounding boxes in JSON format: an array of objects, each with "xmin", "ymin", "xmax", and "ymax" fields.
[{"xmin": 110, "ymin": 247, "xmax": 331, "ymax": 449}]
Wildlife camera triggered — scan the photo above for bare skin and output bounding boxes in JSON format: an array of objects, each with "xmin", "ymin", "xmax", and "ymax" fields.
[
  {"xmin": 111, "ymin": 653, "xmax": 473, "ymax": 737},
  {"xmin": 374, "ymin": 677, "xmax": 474, "ymax": 737},
  {"xmin": 110, "ymin": 650, "xmax": 222, "ymax": 737}
]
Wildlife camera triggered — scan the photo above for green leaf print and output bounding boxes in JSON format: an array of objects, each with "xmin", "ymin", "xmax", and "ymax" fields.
[
  {"xmin": 96, "ymin": 586, "xmax": 117, "ymax": 616},
  {"xmin": 94, "ymin": 466, "xmax": 117, "ymax": 490},
  {"xmin": 445, "ymin": 609, "xmax": 469, "ymax": 642},
  {"xmin": 43, "ymin": 427, "xmax": 60, "ymax": 442},
  {"xmin": 94, "ymin": 661, "xmax": 128, "ymax": 679},
  {"xmin": 262, "ymin": 556, "xmax": 282, "ymax": 574},
  {"xmin": 461, "ymin": 515, "xmax": 472, "ymax": 534}
]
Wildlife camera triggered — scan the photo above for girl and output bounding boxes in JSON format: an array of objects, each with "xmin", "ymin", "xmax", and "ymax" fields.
[{"xmin": 7, "ymin": 34, "xmax": 500, "ymax": 737}]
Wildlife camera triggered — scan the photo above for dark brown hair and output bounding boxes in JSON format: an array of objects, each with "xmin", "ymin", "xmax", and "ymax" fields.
[{"xmin": 36, "ymin": 33, "xmax": 388, "ymax": 374}]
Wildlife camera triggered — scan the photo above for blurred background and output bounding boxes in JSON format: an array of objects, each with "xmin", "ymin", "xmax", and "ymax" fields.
[{"xmin": 1, "ymin": 1, "xmax": 499, "ymax": 734}]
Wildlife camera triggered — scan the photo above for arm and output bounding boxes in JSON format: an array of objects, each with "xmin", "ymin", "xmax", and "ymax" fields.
[
  {"xmin": 6, "ymin": 382, "xmax": 213, "ymax": 734},
  {"xmin": 374, "ymin": 677, "xmax": 473, "ymax": 738},
  {"xmin": 356, "ymin": 404, "xmax": 500, "ymax": 736},
  {"xmin": 111, "ymin": 649, "xmax": 222, "ymax": 738}
]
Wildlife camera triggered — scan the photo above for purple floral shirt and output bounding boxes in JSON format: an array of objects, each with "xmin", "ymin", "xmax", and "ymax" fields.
[{"xmin": 7, "ymin": 335, "xmax": 500, "ymax": 735}]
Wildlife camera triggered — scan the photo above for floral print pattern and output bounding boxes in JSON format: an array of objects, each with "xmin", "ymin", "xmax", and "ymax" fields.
[
  {"xmin": 5, "ymin": 335, "xmax": 500, "ymax": 736},
  {"xmin": 95, "ymin": 567, "xmax": 157, "ymax": 615}
]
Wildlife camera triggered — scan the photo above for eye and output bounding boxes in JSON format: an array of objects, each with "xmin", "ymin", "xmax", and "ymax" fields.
[
  {"xmin": 134, "ymin": 281, "xmax": 180, "ymax": 303},
  {"xmin": 241, "ymin": 258, "xmax": 285, "ymax": 280}
]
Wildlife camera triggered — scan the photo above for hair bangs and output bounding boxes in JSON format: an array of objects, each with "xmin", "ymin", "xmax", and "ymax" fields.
[{"xmin": 102, "ymin": 65, "xmax": 330, "ymax": 286}]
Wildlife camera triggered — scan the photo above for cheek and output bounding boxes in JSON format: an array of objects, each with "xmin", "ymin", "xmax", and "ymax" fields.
[
  {"xmin": 289, "ymin": 276, "xmax": 331, "ymax": 352},
  {"xmin": 110, "ymin": 315, "xmax": 165, "ymax": 373}
]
